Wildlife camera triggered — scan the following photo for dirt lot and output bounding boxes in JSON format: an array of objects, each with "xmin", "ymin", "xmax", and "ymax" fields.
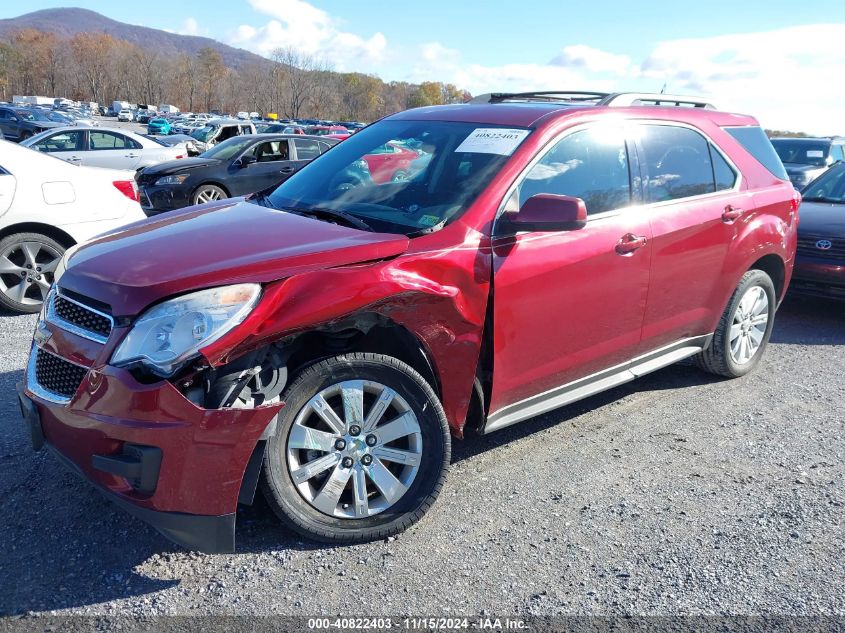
[{"xmin": 0, "ymin": 295, "xmax": 842, "ymax": 620}]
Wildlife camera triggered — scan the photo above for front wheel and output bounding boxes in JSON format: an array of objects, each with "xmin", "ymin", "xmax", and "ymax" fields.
[
  {"xmin": 0, "ymin": 232, "xmax": 64, "ymax": 314},
  {"xmin": 696, "ymin": 269, "xmax": 776, "ymax": 378},
  {"xmin": 191, "ymin": 184, "xmax": 227, "ymax": 205},
  {"xmin": 260, "ymin": 353, "xmax": 450, "ymax": 543}
]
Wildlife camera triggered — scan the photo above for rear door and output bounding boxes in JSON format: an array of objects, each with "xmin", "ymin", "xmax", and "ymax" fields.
[
  {"xmin": 633, "ymin": 122, "xmax": 748, "ymax": 352},
  {"xmin": 488, "ymin": 124, "xmax": 652, "ymax": 421},
  {"xmin": 85, "ymin": 131, "xmax": 143, "ymax": 169},
  {"xmin": 292, "ymin": 137, "xmax": 323, "ymax": 170}
]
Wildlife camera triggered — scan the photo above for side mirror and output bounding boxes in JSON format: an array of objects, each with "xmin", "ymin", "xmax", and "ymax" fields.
[
  {"xmin": 510, "ymin": 194, "xmax": 587, "ymax": 231},
  {"xmin": 238, "ymin": 155, "xmax": 257, "ymax": 168},
  {"xmin": 9, "ymin": 116, "xmax": 17, "ymax": 122}
]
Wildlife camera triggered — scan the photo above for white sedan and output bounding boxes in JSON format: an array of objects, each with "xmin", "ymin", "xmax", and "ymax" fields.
[
  {"xmin": 21, "ymin": 126, "xmax": 186, "ymax": 170},
  {"xmin": 0, "ymin": 140, "xmax": 146, "ymax": 313}
]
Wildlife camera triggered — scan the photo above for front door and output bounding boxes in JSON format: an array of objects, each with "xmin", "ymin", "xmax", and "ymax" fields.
[
  {"xmin": 230, "ymin": 139, "xmax": 296, "ymax": 195},
  {"xmin": 488, "ymin": 124, "xmax": 651, "ymax": 420}
]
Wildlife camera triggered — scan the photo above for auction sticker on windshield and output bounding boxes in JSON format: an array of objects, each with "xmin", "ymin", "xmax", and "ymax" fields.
[{"xmin": 455, "ymin": 128, "xmax": 530, "ymax": 155}]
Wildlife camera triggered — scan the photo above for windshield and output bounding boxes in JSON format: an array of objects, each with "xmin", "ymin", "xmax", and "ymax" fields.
[
  {"xmin": 802, "ymin": 165, "xmax": 845, "ymax": 203},
  {"xmin": 17, "ymin": 109, "xmax": 50, "ymax": 121},
  {"xmin": 771, "ymin": 139, "xmax": 830, "ymax": 167},
  {"xmin": 200, "ymin": 136, "xmax": 255, "ymax": 161},
  {"xmin": 191, "ymin": 125, "xmax": 214, "ymax": 142},
  {"xmin": 266, "ymin": 119, "xmax": 530, "ymax": 235}
]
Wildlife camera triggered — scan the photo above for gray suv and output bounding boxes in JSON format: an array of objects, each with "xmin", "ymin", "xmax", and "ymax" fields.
[{"xmin": 770, "ymin": 137, "xmax": 845, "ymax": 189}]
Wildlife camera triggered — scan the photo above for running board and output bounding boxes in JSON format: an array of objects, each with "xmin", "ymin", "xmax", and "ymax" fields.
[{"xmin": 482, "ymin": 335, "xmax": 712, "ymax": 434}]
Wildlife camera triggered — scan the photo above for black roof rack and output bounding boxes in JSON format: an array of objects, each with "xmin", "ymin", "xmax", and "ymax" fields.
[
  {"xmin": 469, "ymin": 91, "xmax": 716, "ymax": 110},
  {"xmin": 470, "ymin": 91, "xmax": 610, "ymax": 104}
]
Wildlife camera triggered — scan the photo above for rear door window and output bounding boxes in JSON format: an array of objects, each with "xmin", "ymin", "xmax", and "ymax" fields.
[
  {"xmin": 637, "ymin": 125, "xmax": 717, "ymax": 203},
  {"xmin": 89, "ymin": 131, "xmax": 139, "ymax": 150},
  {"xmin": 294, "ymin": 138, "xmax": 322, "ymax": 160},
  {"xmin": 831, "ymin": 144, "xmax": 845, "ymax": 162},
  {"xmin": 518, "ymin": 126, "xmax": 632, "ymax": 216},
  {"xmin": 725, "ymin": 126, "xmax": 789, "ymax": 180}
]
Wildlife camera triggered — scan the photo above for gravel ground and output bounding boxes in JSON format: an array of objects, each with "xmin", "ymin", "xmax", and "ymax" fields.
[{"xmin": 0, "ymin": 295, "xmax": 843, "ymax": 621}]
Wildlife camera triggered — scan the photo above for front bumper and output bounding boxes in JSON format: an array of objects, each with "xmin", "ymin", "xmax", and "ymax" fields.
[
  {"xmin": 139, "ymin": 183, "xmax": 192, "ymax": 215},
  {"xmin": 20, "ymin": 333, "xmax": 283, "ymax": 552},
  {"xmin": 791, "ymin": 256, "xmax": 845, "ymax": 299}
]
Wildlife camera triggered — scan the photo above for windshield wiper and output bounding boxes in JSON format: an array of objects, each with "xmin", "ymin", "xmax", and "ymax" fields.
[
  {"xmin": 802, "ymin": 196, "xmax": 843, "ymax": 204},
  {"xmin": 279, "ymin": 205, "xmax": 375, "ymax": 232}
]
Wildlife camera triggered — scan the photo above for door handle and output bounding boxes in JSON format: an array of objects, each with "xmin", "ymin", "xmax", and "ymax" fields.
[
  {"xmin": 722, "ymin": 205, "xmax": 744, "ymax": 222},
  {"xmin": 125, "ymin": 153, "xmax": 140, "ymax": 158},
  {"xmin": 616, "ymin": 233, "xmax": 648, "ymax": 255},
  {"xmin": 67, "ymin": 156, "xmax": 81, "ymax": 164},
  {"xmin": 279, "ymin": 166, "xmax": 295, "ymax": 174}
]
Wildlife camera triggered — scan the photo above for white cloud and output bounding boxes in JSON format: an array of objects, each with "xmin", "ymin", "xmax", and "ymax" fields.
[
  {"xmin": 228, "ymin": 0, "xmax": 387, "ymax": 71},
  {"xmin": 164, "ymin": 17, "xmax": 207, "ymax": 37},
  {"xmin": 411, "ymin": 25, "xmax": 845, "ymax": 134},
  {"xmin": 639, "ymin": 25, "xmax": 845, "ymax": 134},
  {"xmin": 550, "ymin": 45, "xmax": 631, "ymax": 76},
  {"xmin": 226, "ymin": 7, "xmax": 844, "ymax": 134}
]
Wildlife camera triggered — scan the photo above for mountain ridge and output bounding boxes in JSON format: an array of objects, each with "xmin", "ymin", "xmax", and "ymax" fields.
[{"xmin": 0, "ymin": 7, "xmax": 270, "ymax": 70}]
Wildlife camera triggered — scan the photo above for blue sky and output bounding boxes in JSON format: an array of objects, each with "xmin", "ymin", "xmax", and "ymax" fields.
[{"xmin": 7, "ymin": 1, "xmax": 845, "ymax": 132}]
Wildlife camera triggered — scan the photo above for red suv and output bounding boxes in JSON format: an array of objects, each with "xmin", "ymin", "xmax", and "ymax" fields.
[{"xmin": 18, "ymin": 91, "xmax": 799, "ymax": 552}]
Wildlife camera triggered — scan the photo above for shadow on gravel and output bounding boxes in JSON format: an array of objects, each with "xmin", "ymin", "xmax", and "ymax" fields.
[
  {"xmin": 450, "ymin": 363, "xmax": 725, "ymax": 465},
  {"xmin": 771, "ymin": 294, "xmax": 845, "ymax": 345}
]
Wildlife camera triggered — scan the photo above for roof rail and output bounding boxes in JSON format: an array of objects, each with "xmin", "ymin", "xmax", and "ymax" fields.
[
  {"xmin": 600, "ymin": 93, "xmax": 716, "ymax": 109},
  {"xmin": 470, "ymin": 91, "xmax": 610, "ymax": 104}
]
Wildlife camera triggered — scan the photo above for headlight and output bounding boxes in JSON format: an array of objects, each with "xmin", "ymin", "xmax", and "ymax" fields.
[
  {"xmin": 112, "ymin": 284, "xmax": 261, "ymax": 377},
  {"xmin": 155, "ymin": 174, "xmax": 189, "ymax": 186}
]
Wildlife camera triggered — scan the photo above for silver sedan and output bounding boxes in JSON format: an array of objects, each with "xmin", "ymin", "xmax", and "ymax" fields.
[{"xmin": 21, "ymin": 126, "xmax": 185, "ymax": 170}]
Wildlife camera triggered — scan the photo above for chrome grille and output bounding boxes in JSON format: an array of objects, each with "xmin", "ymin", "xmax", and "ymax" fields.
[
  {"xmin": 797, "ymin": 235, "xmax": 845, "ymax": 260},
  {"xmin": 47, "ymin": 290, "xmax": 113, "ymax": 343},
  {"xmin": 33, "ymin": 347, "xmax": 87, "ymax": 400}
]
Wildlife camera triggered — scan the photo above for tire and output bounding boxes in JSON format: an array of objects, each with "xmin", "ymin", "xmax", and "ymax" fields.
[
  {"xmin": 695, "ymin": 269, "xmax": 776, "ymax": 378},
  {"xmin": 19, "ymin": 131, "xmax": 31, "ymax": 142},
  {"xmin": 191, "ymin": 184, "xmax": 227, "ymax": 205},
  {"xmin": 0, "ymin": 233, "xmax": 65, "ymax": 314},
  {"xmin": 260, "ymin": 353, "xmax": 450, "ymax": 543}
]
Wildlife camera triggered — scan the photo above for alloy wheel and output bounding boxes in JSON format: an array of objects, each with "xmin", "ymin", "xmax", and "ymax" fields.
[
  {"xmin": 0, "ymin": 240, "xmax": 61, "ymax": 307},
  {"xmin": 729, "ymin": 285, "xmax": 769, "ymax": 365},
  {"xmin": 286, "ymin": 380, "xmax": 423, "ymax": 519}
]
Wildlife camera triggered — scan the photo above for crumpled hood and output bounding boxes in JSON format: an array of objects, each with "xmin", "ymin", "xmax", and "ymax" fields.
[{"xmin": 59, "ymin": 199, "xmax": 409, "ymax": 316}]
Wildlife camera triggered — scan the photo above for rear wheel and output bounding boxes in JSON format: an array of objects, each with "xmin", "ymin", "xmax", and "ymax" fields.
[
  {"xmin": 260, "ymin": 353, "xmax": 450, "ymax": 543},
  {"xmin": 696, "ymin": 269, "xmax": 776, "ymax": 378},
  {"xmin": 0, "ymin": 233, "xmax": 64, "ymax": 314},
  {"xmin": 191, "ymin": 184, "xmax": 227, "ymax": 205}
]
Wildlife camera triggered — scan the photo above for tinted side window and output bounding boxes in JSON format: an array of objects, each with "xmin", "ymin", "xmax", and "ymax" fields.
[
  {"xmin": 519, "ymin": 127, "xmax": 631, "ymax": 215},
  {"xmin": 725, "ymin": 126, "xmax": 789, "ymax": 180},
  {"xmin": 710, "ymin": 146, "xmax": 737, "ymax": 191},
  {"xmin": 832, "ymin": 144, "xmax": 845, "ymax": 162},
  {"xmin": 294, "ymin": 138, "xmax": 322, "ymax": 160},
  {"xmin": 639, "ymin": 125, "xmax": 716, "ymax": 203}
]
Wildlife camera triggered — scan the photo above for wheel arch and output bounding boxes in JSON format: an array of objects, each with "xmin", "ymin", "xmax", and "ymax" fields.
[
  {"xmin": 191, "ymin": 181, "xmax": 231, "ymax": 201},
  {"xmin": 748, "ymin": 253, "xmax": 786, "ymax": 301},
  {"xmin": 282, "ymin": 312, "xmax": 442, "ymax": 401},
  {"xmin": 0, "ymin": 222, "xmax": 76, "ymax": 248}
]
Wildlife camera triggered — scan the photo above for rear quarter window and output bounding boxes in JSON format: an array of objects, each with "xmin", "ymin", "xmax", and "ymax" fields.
[{"xmin": 724, "ymin": 126, "xmax": 789, "ymax": 181}]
